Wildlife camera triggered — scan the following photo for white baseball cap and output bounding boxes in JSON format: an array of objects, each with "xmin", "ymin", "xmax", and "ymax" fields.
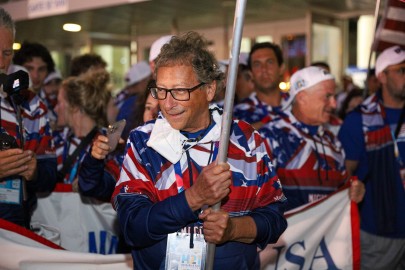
[
  {"xmin": 125, "ymin": 61, "xmax": 152, "ymax": 87},
  {"xmin": 149, "ymin": 35, "xmax": 173, "ymax": 62},
  {"xmin": 284, "ymin": 66, "xmax": 335, "ymax": 110},
  {"xmin": 375, "ymin": 46, "xmax": 405, "ymax": 76},
  {"xmin": 44, "ymin": 69, "xmax": 62, "ymax": 85}
]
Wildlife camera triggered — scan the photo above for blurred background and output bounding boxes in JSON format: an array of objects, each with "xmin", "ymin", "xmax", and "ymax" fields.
[{"xmin": 1, "ymin": 0, "xmax": 399, "ymax": 91}]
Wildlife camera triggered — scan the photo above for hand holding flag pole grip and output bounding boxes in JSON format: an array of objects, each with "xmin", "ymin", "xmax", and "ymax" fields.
[{"xmin": 205, "ymin": 0, "xmax": 247, "ymax": 269}]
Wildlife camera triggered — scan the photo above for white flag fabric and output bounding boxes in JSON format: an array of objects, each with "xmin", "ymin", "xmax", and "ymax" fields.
[
  {"xmin": 0, "ymin": 184, "xmax": 359, "ymax": 269},
  {"xmin": 260, "ymin": 185, "xmax": 360, "ymax": 270},
  {"xmin": 0, "ymin": 218, "xmax": 133, "ymax": 270},
  {"xmin": 373, "ymin": 0, "xmax": 405, "ymax": 51},
  {"xmin": 31, "ymin": 183, "xmax": 120, "ymax": 254}
]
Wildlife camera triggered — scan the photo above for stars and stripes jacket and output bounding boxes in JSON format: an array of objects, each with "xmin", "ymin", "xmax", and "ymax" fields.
[
  {"xmin": 0, "ymin": 91, "xmax": 56, "ymax": 226},
  {"xmin": 338, "ymin": 91, "xmax": 405, "ymax": 237},
  {"xmin": 260, "ymin": 110, "xmax": 347, "ymax": 211},
  {"xmin": 55, "ymin": 127, "xmax": 121, "ymax": 201},
  {"xmin": 233, "ymin": 92, "xmax": 289, "ymax": 125},
  {"xmin": 112, "ymin": 105, "xmax": 287, "ymax": 270}
]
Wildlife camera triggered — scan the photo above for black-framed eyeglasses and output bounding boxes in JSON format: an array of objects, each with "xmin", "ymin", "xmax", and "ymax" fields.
[{"xmin": 149, "ymin": 82, "xmax": 206, "ymax": 101}]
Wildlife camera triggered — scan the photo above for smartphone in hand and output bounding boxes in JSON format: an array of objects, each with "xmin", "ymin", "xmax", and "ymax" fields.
[{"xmin": 106, "ymin": 119, "xmax": 126, "ymax": 151}]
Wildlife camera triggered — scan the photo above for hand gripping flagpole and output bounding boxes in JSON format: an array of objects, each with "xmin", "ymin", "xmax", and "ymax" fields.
[{"xmin": 205, "ymin": 0, "xmax": 247, "ymax": 269}]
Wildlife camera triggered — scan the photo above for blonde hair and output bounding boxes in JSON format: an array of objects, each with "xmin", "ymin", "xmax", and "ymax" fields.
[{"xmin": 62, "ymin": 69, "xmax": 111, "ymax": 127}]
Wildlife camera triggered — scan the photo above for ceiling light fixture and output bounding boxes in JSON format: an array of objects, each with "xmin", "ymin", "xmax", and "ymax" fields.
[
  {"xmin": 63, "ymin": 23, "xmax": 81, "ymax": 32},
  {"xmin": 13, "ymin": 43, "xmax": 21, "ymax": 50}
]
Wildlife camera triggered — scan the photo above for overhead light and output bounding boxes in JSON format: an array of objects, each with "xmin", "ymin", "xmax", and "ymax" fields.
[
  {"xmin": 279, "ymin": 82, "xmax": 290, "ymax": 92},
  {"xmin": 13, "ymin": 43, "xmax": 21, "ymax": 50},
  {"xmin": 63, "ymin": 23, "xmax": 81, "ymax": 32}
]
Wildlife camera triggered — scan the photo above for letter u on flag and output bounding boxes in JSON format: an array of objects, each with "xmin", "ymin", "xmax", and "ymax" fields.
[{"xmin": 373, "ymin": 0, "xmax": 405, "ymax": 52}]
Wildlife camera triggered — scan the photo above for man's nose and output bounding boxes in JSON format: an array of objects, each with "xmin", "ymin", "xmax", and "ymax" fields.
[
  {"xmin": 163, "ymin": 91, "xmax": 177, "ymax": 108},
  {"xmin": 329, "ymin": 96, "xmax": 337, "ymax": 109}
]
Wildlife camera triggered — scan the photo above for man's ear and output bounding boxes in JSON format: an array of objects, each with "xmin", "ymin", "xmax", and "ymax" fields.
[
  {"xmin": 295, "ymin": 91, "xmax": 307, "ymax": 105},
  {"xmin": 206, "ymin": 80, "xmax": 217, "ymax": 102},
  {"xmin": 377, "ymin": 72, "xmax": 386, "ymax": 85}
]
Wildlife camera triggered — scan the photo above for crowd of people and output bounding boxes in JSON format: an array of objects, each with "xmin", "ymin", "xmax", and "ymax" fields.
[{"xmin": 0, "ymin": 6, "xmax": 404, "ymax": 270}]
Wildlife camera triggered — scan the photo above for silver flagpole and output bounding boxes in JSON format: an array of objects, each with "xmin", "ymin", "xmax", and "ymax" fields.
[{"xmin": 205, "ymin": 0, "xmax": 247, "ymax": 269}]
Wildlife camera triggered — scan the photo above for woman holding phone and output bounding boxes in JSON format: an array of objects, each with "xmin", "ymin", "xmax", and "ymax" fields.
[{"xmin": 54, "ymin": 69, "xmax": 121, "ymax": 201}]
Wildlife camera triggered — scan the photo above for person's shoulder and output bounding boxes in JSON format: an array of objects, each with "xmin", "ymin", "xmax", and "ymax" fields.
[
  {"xmin": 233, "ymin": 118, "xmax": 256, "ymax": 133},
  {"xmin": 231, "ymin": 118, "xmax": 263, "ymax": 142},
  {"xmin": 127, "ymin": 119, "xmax": 155, "ymax": 142},
  {"xmin": 261, "ymin": 110, "xmax": 290, "ymax": 129},
  {"xmin": 233, "ymin": 93, "xmax": 258, "ymax": 110},
  {"xmin": 229, "ymin": 119, "xmax": 269, "ymax": 153},
  {"xmin": 231, "ymin": 118, "xmax": 273, "ymax": 146},
  {"xmin": 53, "ymin": 126, "xmax": 70, "ymax": 146},
  {"xmin": 339, "ymin": 109, "xmax": 363, "ymax": 138},
  {"xmin": 358, "ymin": 93, "xmax": 380, "ymax": 113},
  {"xmin": 137, "ymin": 119, "xmax": 156, "ymax": 132},
  {"xmin": 24, "ymin": 91, "xmax": 48, "ymax": 117}
]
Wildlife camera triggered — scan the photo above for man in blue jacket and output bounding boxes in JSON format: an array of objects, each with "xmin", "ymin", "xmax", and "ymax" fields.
[
  {"xmin": 112, "ymin": 31, "xmax": 287, "ymax": 269},
  {"xmin": 338, "ymin": 46, "xmax": 405, "ymax": 269}
]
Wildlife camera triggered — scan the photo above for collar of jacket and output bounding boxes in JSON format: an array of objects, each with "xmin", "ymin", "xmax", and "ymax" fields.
[{"xmin": 147, "ymin": 104, "xmax": 222, "ymax": 164}]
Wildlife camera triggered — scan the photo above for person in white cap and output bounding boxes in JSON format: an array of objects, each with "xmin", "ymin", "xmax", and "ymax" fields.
[
  {"xmin": 259, "ymin": 66, "xmax": 365, "ymax": 211},
  {"xmin": 42, "ymin": 69, "xmax": 63, "ymax": 129},
  {"xmin": 115, "ymin": 60, "xmax": 152, "ymax": 139},
  {"xmin": 149, "ymin": 35, "xmax": 173, "ymax": 72},
  {"xmin": 338, "ymin": 45, "xmax": 405, "ymax": 270}
]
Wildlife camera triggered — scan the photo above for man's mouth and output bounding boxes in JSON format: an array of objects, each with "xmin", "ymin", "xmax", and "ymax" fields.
[{"xmin": 166, "ymin": 110, "xmax": 184, "ymax": 118}]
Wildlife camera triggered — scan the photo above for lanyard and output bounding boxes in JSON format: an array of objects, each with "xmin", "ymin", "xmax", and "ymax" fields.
[
  {"xmin": 380, "ymin": 104, "xmax": 404, "ymax": 167},
  {"xmin": 58, "ymin": 127, "xmax": 98, "ymax": 183},
  {"xmin": 173, "ymin": 142, "xmax": 218, "ymax": 193},
  {"xmin": 63, "ymin": 137, "xmax": 84, "ymax": 184},
  {"xmin": 390, "ymin": 129, "xmax": 404, "ymax": 167}
]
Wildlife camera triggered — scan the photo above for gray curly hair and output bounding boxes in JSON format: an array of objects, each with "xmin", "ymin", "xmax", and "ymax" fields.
[{"xmin": 155, "ymin": 31, "xmax": 224, "ymax": 87}]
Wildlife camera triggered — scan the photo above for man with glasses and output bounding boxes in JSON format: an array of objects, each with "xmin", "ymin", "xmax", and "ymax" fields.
[
  {"xmin": 338, "ymin": 45, "xmax": 405, "ymax": 269},
  {"xmin": 112, "ymin": 31, "xmax": 287, "ymax": 270}
]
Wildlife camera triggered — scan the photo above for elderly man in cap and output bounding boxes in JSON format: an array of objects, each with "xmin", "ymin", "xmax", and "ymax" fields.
[
  {"xmin": 260, "ymin": 66, "xmax": 364, "ymax": 211},
  {"xmin": 115, "ymin": 60, "xmax": 152, "ymax": 139},
  {"xmin": 112, "ymin": 31, "xmax": 287, "ymax": 270},
  {"xmin": 338, "ymin": 45, "xmax": 405, "ymax": 270}
]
